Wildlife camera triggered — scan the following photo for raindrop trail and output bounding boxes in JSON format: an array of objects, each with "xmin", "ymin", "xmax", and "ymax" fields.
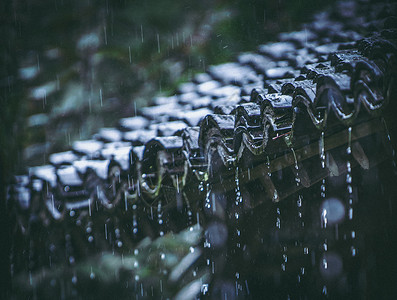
[
  {"xmin": 291, "ymin": 147, "xmax": 306, "ymax": 292},
  {"xmin": 319, "ymin": 130, "xmax": 328, "ymax": 294},
  {"xmin": 186, "ymin": 198, "xmax": 193, "ymax": 228},
  {"xmin": 234, "ymin": 167, "xmax": 244, "ymax": 296},
  {"xmin": 157, "ymin": 33, "xmax": 160, "ymax": 53},
  {"xmin": 346, "ymin": 127, "xmax": 357, "ymax": 258},
  {"xmin": 37, "ymin": 53, "xmax": 40, "ymax": 71},
  {"xmin": 103, "ymin": 26, "xmax": 107, "ymax": 45},
  {"xmin": 157, "ymin": 199, "xmax": 164, "ymax": 237},
  {"xmin": 128, "ymin": 46, "xmax": 132, "ymax": 64},
  {"xmin": 88, "ymin": 198, "xmax": 91, "ymax": 216},
  {"xmin": 132, "ymin": 204, "xmax": 138, "ymax": 237}
]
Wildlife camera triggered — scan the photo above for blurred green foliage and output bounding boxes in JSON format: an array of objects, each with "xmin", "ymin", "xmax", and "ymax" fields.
[
  {"xmin": 12, "ymin": 226, "xmax": 207, "ymax": 299},
  {"xmin": 7, "ymin": 0, "xmax": 334, "ymax": 168}
]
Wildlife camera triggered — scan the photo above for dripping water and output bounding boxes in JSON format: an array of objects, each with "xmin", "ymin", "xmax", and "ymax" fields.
[
  {"xmin": 157, "ymin": 200, "xmax": 164, "ymax": 237},
  {"xmin": 346, "ymin": 127, "xmax": 356, "ymax": 258},
  {"xmin": 132, "ymin": 204, "xmax": 138, "ymax": 238},
  {"xmin": 291, "ymin": 147, "xmax": 306, "ymax": 289},
  {"xmin": 319, "ymin": 130, "xmax": 328, "ymax": 294},
  {"xmin": 234, "ymin": 166, "xmax": 244, "ymax": 296}
]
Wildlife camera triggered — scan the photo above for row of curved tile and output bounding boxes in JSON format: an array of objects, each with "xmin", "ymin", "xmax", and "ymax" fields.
[{"xmin": 9, "ymin": 1, "xmax": 397, "ymax": 223}]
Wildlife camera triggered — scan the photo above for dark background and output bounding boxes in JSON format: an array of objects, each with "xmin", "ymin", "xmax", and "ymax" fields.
[{"xmin": 0, "ymin": 0, "xmax": 332, "ymax": 296}]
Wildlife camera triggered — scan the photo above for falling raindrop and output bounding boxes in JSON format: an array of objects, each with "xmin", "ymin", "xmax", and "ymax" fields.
[
  {"xmin": 320, "ymin": 131, "xmax": 325, "ymax": 166},
  {"xmin": 99, "ymin": 89, "xmax": 103, "ymax": 107},
  {"xmin": 157, "ymin": 200, "xmax": 164, "ymax": 236},
  {"xmin": 115, "ymin": 228, "xmax": 120, "ymax": 239},
  {"xmin": 103, "ymin": 26, "xmax": 108, "ymax": 45},
  {"xmin": 351, "ymin": 246, "xmax": 357, "ymax": 257},
  {"xmin": 322, "ymin": 285, "xmax": 327, "ymax": 296},
  {"xmin": 132, "ymin": 204, "xmax": 138, "ymax": 236},
  {"xmin": 319, "ymin": 130, "xmax": 329, "ymax": 295},
  {"xmin": 198, "ymin": 181, "xmax": 204, "ymax": 192},
  {"xmin": 90, "ymin": 267, "xmax": 95, "ymax": 279},
  {"xmin": 88, "ymin": 198, "xmax": 92, "ymax": 216},
  {"xmin": 37, "ymin": 53, "xmax": 40, "ymax": 71},
  {"xmin": 234, "ymin": 166, "xmax": 245, "ymax": 294},
  {"xmin": 346, "ymin": 127, "xmax": 356, "ymax": 258},
  {"xmin": 186, "ymin": 201, "xmax": 193, "ymax": 227},
  {"xmin": 204, "ymin": 182, "xmax": 211, "ymax": 209}
]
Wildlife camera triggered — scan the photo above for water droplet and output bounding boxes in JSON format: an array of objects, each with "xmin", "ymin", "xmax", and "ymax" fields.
[
  {"xmin": 322, "ymin": 258, "xmax": 328, "ymax": 269},
  {"xmin": 322, "ymin": 285, "xmax": 327, "ymax": 295},
  {"xmin": 273, "ymin": 189, "xmax": 279, "ymax": 201},
  {"xmin": 319, "ymin": 131, "xmax": 325, "ymax": 168},
  {"xmin": 349, "ymin": 208, "xmax": 353, "ymax": 220},
  {"xmin": 321, "ymin": 208, "xmax": 328, "ymax": 228},
  {"xmin": 198, "ymin": 181, "xmax": 204, "ymax": 192},
  {"xmin": 276, "ymin": 218, "xmax": 281, "ymax": 229},
  {"xmin": 346, "ymin": 174, "xmax": 352, "ymax": 184},
  {"xmin": 88, "ymin": 236, "xmax": 94, "ymax": 243},
  {"xmin": 347, "ymin": 185, "xmax": 353, "ymax": 194},
  {"xmin": 346, "ymin": 146, "xmax": 352, "ymax": 154}
]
